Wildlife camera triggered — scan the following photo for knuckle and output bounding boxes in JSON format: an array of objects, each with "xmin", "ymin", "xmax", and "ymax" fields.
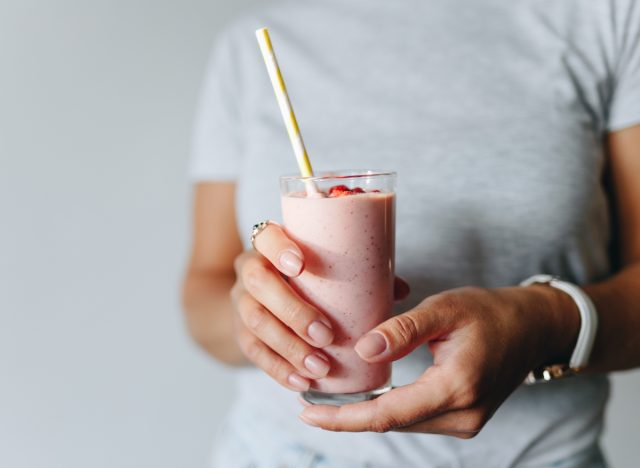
[
  {"xmin": 281, "ymin": 300, "xmax": 307, "ymax": 326},
  {"xmin": 370, "ymin": 415, "xmax": 398, "ymax": 433},
  {"xmin": 268, "ymin": 357, "xmax": 290, "ymax": 380},
  {"xmin": 243, "ymin": 261, "xmax": 271, "ymax": 289},
  {"xmin": 454, "ymin": 383, "xmax": 481, "ymax": 409},
  {"xmin": 429, "ymin": 292, "xmax": 461, "ymax": 312},
  {"xmin": 462, "ymin": 286, "xmax": 486, "ymax": 296},
  {"xmin": 233, "ymin": 252, "xmax": 251, "ymax": 274},
  {"xmin": 283, "ymin": 337, "xmax": 303, "ymax": 361},
  {"xmin": 465, "ymin": 410, "xmax": 487, "ymax": 433},
  {"xmin": 447, "ymin": 365, "xmax": 483, "ymax": 410},
  {"xmin": 370, "ymin": 401, "xmax": 402, "ymax": 433},
  {"xmin": 235, "ymin": 292, "xmax": 253, "ymax": 311},
  {"xmin": 242, "ymin": 338, "xmax": 263, "ymax": 364},
  {"xmin": 243, "ymin": 304, "xmax": 268, "ymax": 331},
  {"xmin": 391, "ymin": 314, "xmax": 421, "ymax": 345},
  {"xmin": 457, "ymin": 409, "xmax": 487, "ymax": 436}
]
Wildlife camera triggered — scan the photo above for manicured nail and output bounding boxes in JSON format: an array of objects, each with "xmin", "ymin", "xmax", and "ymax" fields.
[
  {"xmin": 304, "ymin": 352, "xmax": 330, "ymax": 377},
  {"xmin": 299, "ymin": 412, "xmax": 319, "ymax": 427},
  {"xmin": 279, "ymin": 250, "xmax": 303, "ymax": 276},
  {"xmin": 307, "ymin": 320, "xmax": 334, "ymax": 347},
  {"xmin": 355, "ymin": 332, "xmax": 388, "ymax": 359},
  {"xmin": 288, "ymin": 373, "xmax": 310, "ymax": 391}
]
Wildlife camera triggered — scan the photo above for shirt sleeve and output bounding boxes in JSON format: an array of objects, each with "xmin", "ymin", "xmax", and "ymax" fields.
[
  {"xmin": 188, "ymin": 30, "xmax": 244, "ymax": 181},
  {"xmin": 607, "ymin": 1, "xmax": 640, "ymax": 132}
]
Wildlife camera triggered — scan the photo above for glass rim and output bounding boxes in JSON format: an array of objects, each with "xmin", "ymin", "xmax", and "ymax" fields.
[{"xmin": 280, "ymin": 170, "xmax": 396, "ymax": 182}]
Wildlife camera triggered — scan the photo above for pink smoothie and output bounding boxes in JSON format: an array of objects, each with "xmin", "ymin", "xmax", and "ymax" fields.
[{"xmin": 281, "ymin": 190, "xmax": 395, "ymax": 394}]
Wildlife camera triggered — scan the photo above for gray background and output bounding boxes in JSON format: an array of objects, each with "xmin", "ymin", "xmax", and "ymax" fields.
[{"xmin": 0, "ymin": 1, "xmax": 638, "ymax": 467}]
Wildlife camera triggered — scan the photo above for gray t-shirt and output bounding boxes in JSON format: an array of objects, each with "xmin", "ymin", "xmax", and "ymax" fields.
[{"xmin": 190, "ymin": 0, "xmax": 640, "ymax": 466}]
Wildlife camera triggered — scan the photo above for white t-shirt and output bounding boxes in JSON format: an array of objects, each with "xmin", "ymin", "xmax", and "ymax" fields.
[{"xmin": 190, "ymin": 0, "xmax": 640, "ymax": 466}]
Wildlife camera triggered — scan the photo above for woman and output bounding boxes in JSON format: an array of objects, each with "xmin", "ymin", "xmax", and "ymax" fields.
[{"xmin": 183, "ymin": 0, "xmax": 640, "ymax": 466}]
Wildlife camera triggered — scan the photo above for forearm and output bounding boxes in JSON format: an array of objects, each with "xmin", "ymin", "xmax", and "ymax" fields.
[
  {"xmin": 181, "ymin": 269, "xmax": 248, "ymax": 366},
  {"xmin": 582, "ymin": 262, "xmax": 640, "ymax": 372}
]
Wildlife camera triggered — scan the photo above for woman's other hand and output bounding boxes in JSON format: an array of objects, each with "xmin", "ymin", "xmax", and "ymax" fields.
[{"xmin": 299, "ymin": 285, "xmax": 579, "ymax": 437}]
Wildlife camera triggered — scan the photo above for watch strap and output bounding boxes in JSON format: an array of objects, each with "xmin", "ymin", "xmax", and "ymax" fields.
[{"xmin": 520, "ymin": 274, "xmax": 598, "ymax": 383}]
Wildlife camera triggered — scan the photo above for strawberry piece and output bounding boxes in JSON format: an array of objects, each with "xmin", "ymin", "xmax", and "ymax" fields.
[
  {"xmin": 371, "ymin": 189, "xmax": 381, "ymax": 193},
  {"xmin": 328, "ymin": 189, "xmax": 353, "ymax": 197},
  {"xmin": 328, "ymin": 184, "xmax": 352, "ymax": 197},
  {"xmin": 326, "ymin": 184, "xmax": 371, "ymax": 197},
  {"xmin": 328, "ymin": 184, "xmax": 349, "ymax": 195},
  {"xmin": 336, "ymin": 190, "xmax": 354, "ymax": 197}
]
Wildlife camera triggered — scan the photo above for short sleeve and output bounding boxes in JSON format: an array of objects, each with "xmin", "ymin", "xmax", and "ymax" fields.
[
  {"xmin": 189, "ymin": 31, "xmax": 244, "ymax": 181},
  {"xmin": 607, "ymin": 2, "xmax": 640, "ymax": 132}
]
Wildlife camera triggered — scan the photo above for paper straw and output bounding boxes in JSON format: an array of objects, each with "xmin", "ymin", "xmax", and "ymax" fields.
[{"xmin": 255, "ymin": 28, "xmax": 315, "ymax": 180}]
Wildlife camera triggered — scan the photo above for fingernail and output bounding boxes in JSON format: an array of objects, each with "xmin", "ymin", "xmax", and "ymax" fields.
[
  {"xmin": 279, "ymin": 250, "xmax": 303, "ymax": 276},
  {"xmin": 299, "ymin": 412, "xmax": 319, "ymax": 427},
  {"xmin": 355, "ymin": 332, "xmax": 388, "ymax": 359},
  {"xmin": 307, "ymin": 320, "xmax": 334, "ymax": 347},
  {"xmin": 304, "ymin": 352, "xmax": 330, "ymax": 378},
  {"xmin": 288, "ymin": 373, "xmax": 310, "ymax": 391}
]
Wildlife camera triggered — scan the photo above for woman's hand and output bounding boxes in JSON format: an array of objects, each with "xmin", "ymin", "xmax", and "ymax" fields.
[
  {"xmin": 231, "ymin": 223, "xmax": 411, "ymax": 393},
  {"xmin": 299, "ymin": 286, "xmax": 579, "ymax": 437},
  {"xmin": 231, "ymin": 223, "xmax": 337, "ymax": 392}
]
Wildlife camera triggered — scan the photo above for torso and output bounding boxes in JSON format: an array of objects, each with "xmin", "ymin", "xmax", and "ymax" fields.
[{"xmin": 217, "ymin": 0, "xmax": 621, "ymax": 464}]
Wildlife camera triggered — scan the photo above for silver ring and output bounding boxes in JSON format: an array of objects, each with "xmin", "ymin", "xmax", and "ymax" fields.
[{"xmin": 250, "ymin": 220, "xmax": 275, "ymax": 249}]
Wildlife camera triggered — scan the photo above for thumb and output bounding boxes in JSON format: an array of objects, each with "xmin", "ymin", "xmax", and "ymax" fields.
[{"xmin": 354, "ymin": 306, "xmax": 443, "ymax": 363}]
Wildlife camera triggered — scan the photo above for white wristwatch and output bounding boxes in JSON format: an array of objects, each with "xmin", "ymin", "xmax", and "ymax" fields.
[{"xmin": 519, "ymin": 274, "xmax": 598, "ymax": 384}]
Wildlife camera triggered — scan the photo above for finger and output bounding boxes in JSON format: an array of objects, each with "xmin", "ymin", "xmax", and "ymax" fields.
[
  {"xmin": 237, "ymin": 329, "xmax": 312, "ymax": 392},
  {"xmin": 241, "ymin": 256, "xmax": 334, "ymax": 347},
  {"xmin": 237, "ymin": 293, "xmax": 331, "ymax": 379},
  {"xmin": 253, "ymin": 223, "xmax": 304, "ymax": 277},
  {"xmin": 354, "ymin": 295, "xmax": 455, "ymax": 363},
  {"xmin": 394, "ymin": 407, "xmax": 487, "ymax": 438},
  {"xmin": 299, "ymin": 370, "xmax": 450, "ymax": 432},
  {"xmin": 393, "ymin": 276, "xmax": 410, "ymax": 301},
  {"xmin": 300, "ymin": 403, "xmax": 483, "ymax": 437},
  {"xmin": 233, "ymin": 250, "xmax": 260, "ymax": 278}
]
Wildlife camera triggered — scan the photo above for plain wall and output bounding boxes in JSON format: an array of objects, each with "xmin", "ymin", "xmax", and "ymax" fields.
[{"xmin": 0, "ymin": 1, "xmax": 638, "ymax": 467}]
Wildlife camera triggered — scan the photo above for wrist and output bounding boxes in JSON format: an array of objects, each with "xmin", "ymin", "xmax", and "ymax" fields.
[{"xmin": 524, "ymin": 284, "xmax": 581, "ymax": 367}]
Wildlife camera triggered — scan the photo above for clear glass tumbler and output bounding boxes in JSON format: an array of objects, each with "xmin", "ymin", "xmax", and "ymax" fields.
[{"xmin": 280, "ymin": 170, "xmax": 396, "ymax": 405}]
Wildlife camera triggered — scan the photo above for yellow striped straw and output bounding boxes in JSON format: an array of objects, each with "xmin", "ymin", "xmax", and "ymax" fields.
[{"xmin": 255, "ymin": 27, "xmax": 315, "ymax": 179}]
